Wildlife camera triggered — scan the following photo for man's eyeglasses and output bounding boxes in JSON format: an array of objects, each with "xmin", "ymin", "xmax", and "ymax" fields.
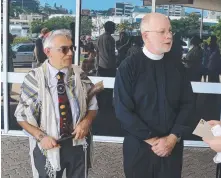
[
  {"xmin": 52, "ymin": 45, "xmax": 76, "ymax": 55},
  {"xmin": 145, "ymin": 29, "xmax": 174, "ymax": 36}
]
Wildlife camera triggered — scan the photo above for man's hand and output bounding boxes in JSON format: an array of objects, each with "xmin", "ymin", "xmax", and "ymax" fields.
[
  {"xmin": 40, "ymin": 136, "xmax": 58, "ymax": 150},
  {"xmin": 207, "ymin": 120, "xmax": 221, "ymax": 127},
  {"xmin": 73, "ymin": 119, "xmax": 91, "ymax": 140},
  {"xmin": 151, "ymin": 134, "xmax": 177, "ymax": 157},
  {"xmin": 203, "ymin": 136, "xmax": 221, "ymax": 153},
  {"xmin": 144, "ymin": 137, "xmax": 159, "ymax": 146}
]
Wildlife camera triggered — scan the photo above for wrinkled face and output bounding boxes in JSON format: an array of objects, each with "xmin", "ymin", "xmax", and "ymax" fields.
[
  {"xmin": 45, "ymin": 35, "xmax": 74, "ymax": 69},
  {"xmin": 142, "ymin": 17, "xmax": 173, "ymax": 55}
]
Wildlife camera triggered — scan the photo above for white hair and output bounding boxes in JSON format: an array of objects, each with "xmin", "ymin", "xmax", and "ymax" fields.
[{"xmin": 43, "ymin": 29, "xmax": 72, "ymax": 49}]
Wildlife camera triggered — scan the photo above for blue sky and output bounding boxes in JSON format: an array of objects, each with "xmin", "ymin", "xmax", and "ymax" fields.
[
  {"xmin": 39, "ymin": 0, "xmax": 204, "ymax": 14},
  {"xmin": 39, "ymin": 0, "xmax": 142, "ymax": 12}
]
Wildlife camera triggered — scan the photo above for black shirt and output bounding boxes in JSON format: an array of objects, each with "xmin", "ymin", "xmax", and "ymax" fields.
[{"xmin": 114, "ymin": 51, "xmax": 196, "ymax": 140}]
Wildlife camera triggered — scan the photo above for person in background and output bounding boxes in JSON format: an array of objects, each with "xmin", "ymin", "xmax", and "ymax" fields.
[
  {"xmin": 184, "ymin": 36, "xmax": 203, "ymax": 82},
  {"xmin": 114, "ymin": 13, "xmax": 196, "ymax": 178},
  {"xmin": 169, "ymin": 32, "xmax": 187, "ymax": 61},
  {"xmin": 8, "ymin": 33, "xmax": 17, "ymax": 102},
  {"xmin": 116, "ymin": 32, "xmax": 130, "ymax": 67},
  {"xmin": 126, "ymin": 36, "xmax": 143, "ymax": 57},
  {"xmin": 8, "ymin": 33, "xmax": 15, "ymax": 73},
  {"xmin": 82, "ymin": 42, "xmax": 96, "ymax": 75},
  {"xmin": 96, "ymin": 21, "xmax": 116, "ymax": 77},
  {"xmin": 203, "ymin": 120, "xmax": 221, "ymax": 178},
  {"xmin": 201, "ymin": 42, "xmax": 210, "ymax": 82},
  {"xmin": 69, "ymin": 22, "xmax": 75, "ymax": 46},
  {"xmin": 34, "ymin": 27, "xmax": 49, "ymax": 66},
  {"xmin": 81, "ymin": 36, "xmax": 95, "ymax": 59},
  {"xmin": 207, "ymin": 36, "xmax": 221, "ymax": 83}
]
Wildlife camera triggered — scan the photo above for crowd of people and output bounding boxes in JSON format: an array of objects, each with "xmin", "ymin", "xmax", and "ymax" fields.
[
  {"xmin": 183, "ymin": 35, "xmax": 221, "ymax": 83},
  {"xmin": 12, "ymin": 12, "xmax": 221, "ymax": 178},
  {"xmin": 79, "ymin": 23, "xmax": 221, "ymax": 84},
  {"xmin": 29, "ymin": 20, "xmax": 221, "ymax": 84}
]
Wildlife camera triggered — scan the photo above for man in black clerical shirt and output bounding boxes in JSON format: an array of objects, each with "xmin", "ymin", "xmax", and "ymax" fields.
[{"xmin": 114, "ymin": 13, "xmax": 196, "ymax": 178}]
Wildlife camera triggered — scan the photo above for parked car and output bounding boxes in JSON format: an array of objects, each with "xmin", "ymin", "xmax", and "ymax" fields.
[{"xmin": 12, "ymin": 43, "xmax": 35, "ymax": 67}]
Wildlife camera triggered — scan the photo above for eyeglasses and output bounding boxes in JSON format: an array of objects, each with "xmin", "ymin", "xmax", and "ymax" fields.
[
  {"xmin": 145, "ymin": 29, "xmax": 174, "ymax": 36},
  {"xmin": 52, "ymin": 45, "xmax": 76, "ymax": 55}
]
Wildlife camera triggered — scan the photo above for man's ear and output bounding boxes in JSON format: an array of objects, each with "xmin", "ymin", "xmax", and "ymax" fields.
[
  {"xmin": 141, "ymin": 32, "xmax": 147, "ymax": 42},
  {"xmin": 44, "ymin": 48, "xmax": 50, "ymax": 56}
]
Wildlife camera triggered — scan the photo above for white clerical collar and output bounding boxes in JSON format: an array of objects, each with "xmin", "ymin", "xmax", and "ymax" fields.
[{"xmin": 142, "ymin": 47, "xmax": 164, "ymax": 60}]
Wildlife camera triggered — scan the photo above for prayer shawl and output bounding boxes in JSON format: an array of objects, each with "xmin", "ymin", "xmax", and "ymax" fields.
[{"xmin": 15, "ymin": 60, "xmax": 94, "ymax": 178}]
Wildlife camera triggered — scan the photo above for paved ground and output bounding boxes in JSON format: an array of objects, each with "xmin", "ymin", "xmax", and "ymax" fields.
[{"xmin": 1, "ymin": 136, "xmax": 218, "ymax": 178}]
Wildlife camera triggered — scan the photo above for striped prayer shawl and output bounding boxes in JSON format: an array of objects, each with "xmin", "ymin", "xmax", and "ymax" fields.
[{"xmin": 15, "ymin": 60, "xmax": 92, "ymax": 178}]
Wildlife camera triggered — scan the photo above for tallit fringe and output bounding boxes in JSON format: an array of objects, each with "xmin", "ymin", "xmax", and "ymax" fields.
[
  {"xmin": 40, "ymin": 148, "xmax": 58, "ymax": 178},
  {"xmin": 45, "ymin": 158, "xmax": 57, "ymax": 178}
]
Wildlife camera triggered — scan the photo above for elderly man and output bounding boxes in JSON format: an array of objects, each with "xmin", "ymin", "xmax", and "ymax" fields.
[
  {"xmin": 114, "ymin": 13, "xmax": 196, "ymax": 178},
  {"xmin": 15, "ymin": 29, "xmax": 98, "ymax": 178}
]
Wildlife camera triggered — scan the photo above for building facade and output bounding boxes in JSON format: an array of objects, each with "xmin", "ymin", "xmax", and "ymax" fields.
[
  {"xmin": 158, "ymin": 5, "xmax": 185, "ymax": 17},
  {"xmin": 207, "ymin": 11, "xmax": 221, "ymax": 19},
  {"xmin": 115, "ymin": 2, "xmax": 134, "ymax": 16}
]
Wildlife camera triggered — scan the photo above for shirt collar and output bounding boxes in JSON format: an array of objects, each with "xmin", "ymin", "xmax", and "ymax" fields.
[
  {"xmin": 47, "ymin": 61, "xmax": 69, "ymax": 81},
  {"xmin": 142, "ymin": 46, "xmax": 164, "ymax": 60}
]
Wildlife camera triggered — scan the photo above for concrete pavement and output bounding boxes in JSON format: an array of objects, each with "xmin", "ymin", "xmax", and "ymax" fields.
[{"xmin": 1, "ymin": 136, "xmax": 217, "ymax": 178}]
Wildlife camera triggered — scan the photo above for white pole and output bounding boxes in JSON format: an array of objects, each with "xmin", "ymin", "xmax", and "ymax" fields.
[
  {"xmin": 152, "ymin": 0, "xmax": 156, "ymax": 12},
  {"xmin": 2, "ymin": 0, "xmax": 9, "ymax": 133},
  {"xmin": 200, "ymin": 9, "xmax": 204, "ymax": 39},
  {"xmin": 74, "ymin": 0, "xmax": 81, "ymax": 65}
]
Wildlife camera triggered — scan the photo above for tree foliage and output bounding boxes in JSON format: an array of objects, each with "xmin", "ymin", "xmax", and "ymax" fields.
[
  {"xmin": 31, "ymin": 16, "xmax": 93, "ymax": 35},
  {"xmin": 171, "ymin": 13, "xmax": 200, "ymax": 37},
  {"xmin": 116, "ymin": 21, "xmax": 140, "ymax": 33},
  {"xmin": 13, "ymin": 37, "xmax": 32, "ymax": 45},
  {"xmin": 211, "ymin": 19, "xmax": 221, "ymax": 48},
  {"xmin": 31, "ymin": 17, "xmax": 74, "ymax": 33},
  {"xmin": 80, "ymin": 16, "xmax": 93, "ymax": 35},
  {"xmin": 9, "ymin": 2, "xmax": 40, "ymax": 17}
]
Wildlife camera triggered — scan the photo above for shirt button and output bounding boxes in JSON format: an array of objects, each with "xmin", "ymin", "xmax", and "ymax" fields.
[{"xmin": 60, "ymin": 105, "xmax": 65, "ymax": 109}]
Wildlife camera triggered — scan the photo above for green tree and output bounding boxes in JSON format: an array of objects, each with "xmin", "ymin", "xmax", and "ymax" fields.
[
  {"xmin": 45, "ymin": 16, "xmax": 74, "ymax": 31},
  {"xmin": 31, "ymin": 17, "xmax": 74, "ymax": 34},
  {"xmin": 211, "ymin": 19, "xmax": 221, "ymax": 48},
  {"xmin": 80, "ymin": 16, "xmax": 93, "ymax": 35},
  {"xmin": 9, "ymin": 5, "xmax": 25, "ymax": 17},
  {"xmin": 13, "ymin": 37, "xmax": 31, "ymax": 45},
  {"xmin": 31, "ymin": 20, "xmax": 45, "ymax": 33},
  {"xmin": 171, "ymin": 13, "xmax": 200, "ymax": 37},
  {"xmin": 116, "ymin": 21, "xmax": 132, "ymax": 32}
]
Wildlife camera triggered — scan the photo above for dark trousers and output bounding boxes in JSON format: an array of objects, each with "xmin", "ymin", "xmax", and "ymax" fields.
[
  {"xmin": 123, "ymin": 136, "xmax": 183, "ymax": 178},
  {"xmin": 33, "ymin": 140, "xmax": 86, "ymax": 178},
  {"xmin": 217, "ymin": 163, "xmax": 221, "ymax": 178},
  {"xmin": 98, "ymin": 66, "xmax": 116, "ymax": 77},
  {"xmin": 208, "ymin": 71, "xmax": 220, "ymax": 83}
]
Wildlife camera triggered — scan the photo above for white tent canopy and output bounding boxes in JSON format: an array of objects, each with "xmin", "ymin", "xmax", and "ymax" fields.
[{"xmin": 143, "ymin": 0, "xmax": 221, "ymax": 12}]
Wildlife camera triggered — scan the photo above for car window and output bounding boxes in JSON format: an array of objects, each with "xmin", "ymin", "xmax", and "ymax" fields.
[{"xmin": 17, "ymin": 44, "xmax": 35, "ymax": 52}]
